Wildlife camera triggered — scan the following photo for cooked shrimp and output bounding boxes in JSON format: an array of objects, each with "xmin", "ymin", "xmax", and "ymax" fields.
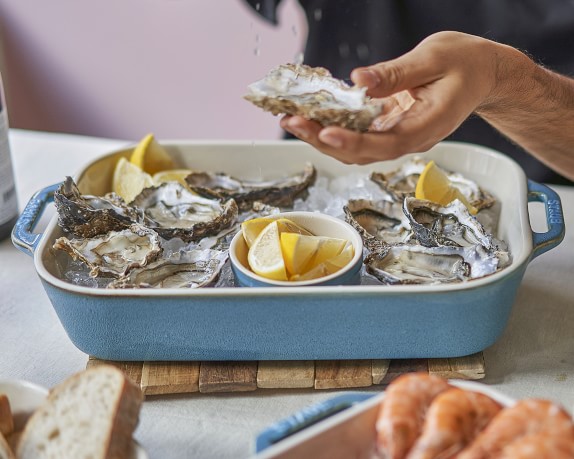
[
  {"xmin": 376, "ymin": 372, "xmax": 450, "ymax": 459},
  {"xmin": 458, "ymin": 399, "xmax": 574, "ymax": 459},
  {"xmin": 498, "ymin": 431, "xmax": 574, "ymax": 459},
  {"xmin": 405, "ymin": 387, "xmax": 502, "ymax": 459}
]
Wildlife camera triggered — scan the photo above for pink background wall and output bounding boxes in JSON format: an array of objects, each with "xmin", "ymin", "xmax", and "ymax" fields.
[{"xmin": 0, "ymin": 0, "xmax": 307, "ymax": 141}]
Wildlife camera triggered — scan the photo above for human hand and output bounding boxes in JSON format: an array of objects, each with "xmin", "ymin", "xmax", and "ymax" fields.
[{"xmin": 280, "ymin": 31, "xmax": 505, "ymax": 164}]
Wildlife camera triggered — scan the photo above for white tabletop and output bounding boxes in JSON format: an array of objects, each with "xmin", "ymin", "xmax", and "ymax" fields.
[{"xmin": 1, "ymin": 129, "xmax": 573, "ymax": 459}]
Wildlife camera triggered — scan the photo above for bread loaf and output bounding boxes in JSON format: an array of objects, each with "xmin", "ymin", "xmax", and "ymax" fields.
[{"xmin": 16, "ymin": 365, "xmax": 143, "ymax": 459}]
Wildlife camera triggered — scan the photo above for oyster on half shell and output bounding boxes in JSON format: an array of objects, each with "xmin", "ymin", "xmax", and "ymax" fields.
[
  {"xmin": 245, "ymin": 64, "xmax": 382, "ymax": 131},
  {"xmin": 131, "ymin": 182, "xmax": 238, "ymax": 242},
  {"xmin": 107, "ymin": 249, "xmax": 228, "ymax": 289},
  {"xmin": 54, "ymin": 177, "xmax": 143, "ymax": 238},
  {"xmin": 185, "ymin": 163, "xmax": 316, "ymax": 211},
  {"xmin": 53, "ymin": 224, "xmax": 162, "ymax": 278},
  {"xmin": 370, "ymin": 157, "xmax": 495, "ymax": 211},
  {"xmin": 344, "ymin": 199, "xmax": 412, "ymax": 250}
]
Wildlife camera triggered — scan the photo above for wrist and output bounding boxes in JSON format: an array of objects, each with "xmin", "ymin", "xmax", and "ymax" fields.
[{"xmin": 475, "ymin": 41, "xmax": 538, "ymax": 117}]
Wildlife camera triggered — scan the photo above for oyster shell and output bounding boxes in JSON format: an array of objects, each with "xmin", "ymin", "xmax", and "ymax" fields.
[
  {"xmin": 54, "ymin": 177, "xmax": 142, "ymax": 238},
  {"xmin": 365, "ymin": 245, "xmax": 471, "ymax": 285},
  {"xmin": 370, "ymin": 157, "xmax": 495, "ymax": 210},
  {"xmin": 53, "ymin": 224, "xmax": 162, "ymax": 277},
  {"xmin": 344, "ymin": 199, "xmax": 411, "ymax": 250},
  {"xmin": 402, "ymin": 198, "xmax": 496, "ymax": 249},
  {"xmin": 131, "ymin": 182, "xmax": 238, "ymax": 242},
  {"xmin": 244, "ymin": 64, "xmax": 382, "ymax": 131},
  {"xmin": 107, "ymin": 249, "xmax": 228, "ymax": 289},
  {"xmin": 185, "ymin": 163, "xmax": 316, "ymax": 211}
]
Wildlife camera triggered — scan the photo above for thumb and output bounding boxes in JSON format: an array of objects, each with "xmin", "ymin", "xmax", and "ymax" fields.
[{"xmin": 351, "ymin": 49, "xmax": 443, "ymax": 98}]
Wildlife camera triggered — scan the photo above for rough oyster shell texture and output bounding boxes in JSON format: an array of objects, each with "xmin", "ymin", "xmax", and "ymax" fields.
[
  {"xmin": 245, "ymin": 64, "xmax": 382, "ymax": 131},
  {"xmin": 185, "ymin": 163, "xmax": 316, "ymax": 211},
  {"xmin": 344, "ymin": 159, "xmax": 511, "ymax": 285},
  {"xmin": 107, "ymin": 249, "xmax": 228, "ymax": 289},
  {"xmin": 54, "ymin": 177, "xmax": 143, "ymax": 238},
  {"xmin": 53, "ymin": 224, "xmax": 162, "ymax": 278},
  {"xmin": 370, "ymin": 157, "xmax": 495, "ymax": 211},
  {"xmin": 131, "ymin": 182, "xmax": 239, "ymax": 242}
]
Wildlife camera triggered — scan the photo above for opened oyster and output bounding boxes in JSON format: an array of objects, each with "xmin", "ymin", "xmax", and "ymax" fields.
[
  {"xmin": 131, "ymin": 182, "xmax": 238, "ymax": 242},
  {"xmin": 370, "ymin": 157, "xmax": 495, "ymax": 210},
  {"xmin": 107, "ymin": 249, "xmax": 227, "ymax": 289},
  {"xmin": 362, "ymin": 197, "xmax": 510, "ymax": 285},
  {"xmin": 185, "ymin": 163, "xmax": 316, "ymax": 211},
  {"xmin": 53, "ymin": 224, "xmax": 162, "ymax": 277},
  {"xmin": 245, "ymin": 64, "xmax": 382, "ymax": 131},
  {"xmin": 403, "ymin": 198, "xmax": 501, "ymax": 250},
  {"xmin": 344, "ymin": 199, "xmax": 411, "ymax": 250},
  {"xmin": 54, "ymin": 177, "xmax": 143, "ymax": 238}
]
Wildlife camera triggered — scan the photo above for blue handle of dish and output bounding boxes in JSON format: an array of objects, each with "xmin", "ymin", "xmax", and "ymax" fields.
[
  {"xmin": 528, "ymin": 180, "xmax": 565, "ymax": 260},
  {"xmin": 11, "ymin": 183, "xmax": 61, "ymax": 257},
  {"xmin": 255, "ymin": 392, "xmax": 374, "ymax": 453}
]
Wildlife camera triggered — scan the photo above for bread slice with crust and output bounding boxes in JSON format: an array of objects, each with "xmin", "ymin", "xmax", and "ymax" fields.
[
  {"xmin": 16, "ymin": 365, "xmax": 143, "ymax": 459},
  {"xmin": 0, "ymin": 433, "xmax": 15, "ymax": 459}
]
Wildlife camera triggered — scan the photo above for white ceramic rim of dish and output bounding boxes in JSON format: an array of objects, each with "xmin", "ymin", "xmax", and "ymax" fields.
[
  {"xmin": 228, "ymin": 211, "xmax": 364, "ymax": 287},
  {"xmin": 35, "ymin": 140, "xmax": 533, "ymax": 296}
]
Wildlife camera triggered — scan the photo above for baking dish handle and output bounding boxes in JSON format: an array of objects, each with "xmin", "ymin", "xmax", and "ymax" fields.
[
  {"xmin": 255, "ymin": 392, "xmax": 374, "ymax": 453},
  {"xmin": 528, "ymin": 180, "xmax": 565, "ymax": 260},
  {"xmin": 11, "ymin": 182, "xmax": 61, "ymax": 257}
]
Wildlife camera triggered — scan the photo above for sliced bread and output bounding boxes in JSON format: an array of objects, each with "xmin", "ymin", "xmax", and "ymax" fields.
[
  {"xmin": 0, "ymin": 394, "xmax": 13, "ymax": 437},
  {"xmin": 17, "ymin": 365, "xmax": 143, "ymax": 459},
  {"xmin": 0, "ymin": 433, "xmax": 15, "ymax": 459}
]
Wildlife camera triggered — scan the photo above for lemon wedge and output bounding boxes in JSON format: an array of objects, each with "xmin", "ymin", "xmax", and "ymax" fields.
[
  {"xmin": 241, "ymin": 217, "xmax": 313, "ymax": 248},
  {"xmin": 247, "ymin": 221, "xmax": 288, "ymax": 281},
  {"xmin": 112, "ymin": 157, "xmax": 154, "ymax": 203},
  {"xmin": 241, "ymin": 217, "xmax": 279, "ymax": 248},
  {"xmin": 305, "ymin": 236, "xmax": 347, "ymax": 271},
  {"xmin": 280, "ymin": 233, "xmax": 321, "ymax": 277},
  {"xmin": 415, "ymin": 160, "xmax": 477, "ymax": 214},
  {"xmin": 130, "ymin": 133, "xmax": 174, "ymax": 175},
  {"xmin": 152, "ymin": 169, "xmax": 193, "ymax": 187}
]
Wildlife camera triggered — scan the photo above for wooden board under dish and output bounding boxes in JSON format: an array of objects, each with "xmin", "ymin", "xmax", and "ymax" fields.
[{"xmin": 87, "ymin": 352, "xmax": 484, "ymax": 396}]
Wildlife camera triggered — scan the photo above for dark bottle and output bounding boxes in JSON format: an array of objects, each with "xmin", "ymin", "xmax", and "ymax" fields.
[{"xmin": 0, "ymin": 75, "xmax": 18, "ymax": 241}]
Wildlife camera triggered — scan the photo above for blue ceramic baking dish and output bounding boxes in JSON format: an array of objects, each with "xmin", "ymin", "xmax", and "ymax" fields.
[{"xmin": 12, "ymin": 141, "xmax": 565, "ymax": 361}]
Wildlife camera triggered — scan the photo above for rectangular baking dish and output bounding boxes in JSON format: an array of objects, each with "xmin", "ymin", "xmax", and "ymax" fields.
[
  {"xmin": 252, "ymin": 380, "xmax": 517, "ymax": 458},
  {"xmin": 12, "ymin": 140, "xmax": 565, "ymax": 361}
]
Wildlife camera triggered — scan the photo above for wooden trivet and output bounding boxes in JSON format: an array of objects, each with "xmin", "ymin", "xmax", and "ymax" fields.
[{"xmin": 87, "ymin": 353, "xmax": 485, "ymax": 396}]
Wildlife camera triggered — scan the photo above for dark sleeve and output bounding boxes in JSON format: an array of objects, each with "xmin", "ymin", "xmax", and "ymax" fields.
[{"xmin": 242, "ymin": 0, "xmax": 284, "ymax": 25}]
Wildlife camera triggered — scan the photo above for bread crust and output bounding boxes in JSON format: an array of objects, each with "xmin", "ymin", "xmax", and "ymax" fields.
[{"xmin": 16, "ymin": 365, "xmax": 143, "ymax": 459}]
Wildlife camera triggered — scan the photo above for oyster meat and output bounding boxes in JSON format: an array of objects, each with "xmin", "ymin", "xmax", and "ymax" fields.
[
  {"xmin": 403, "ymin": 198, "xmax": 497, "ymax": 249},
  {"xmin": 107, "ymin": 249, "xmax": 228, "ymax": 289},
  {"xmin": 185, "ymin": 163, "xmax": 316, "ymax": 211},
  {"xmin": 54, "ymin": 177, "xmax": 143, "ymax": 238},
  {"xmin": 53, "ymin": 224, "xmax": 162, "ymax": 277},
  {"xmin": 344, "ymin": 199, "xmax": 411, "ymax": 250},
  {"xmin": 370, "ymin": 157, "xmax": 495, "ymax": 211},
  {"xmin": 131, "ymin": 182, "xmax": 238, "ymax": 242},
  {"xmin": 365, "ymin": 245, "xmax": 471, "ymax": 285},
  {"xmin": 244, "ymin": 64, "xmax": 382, "ymax": 131}
]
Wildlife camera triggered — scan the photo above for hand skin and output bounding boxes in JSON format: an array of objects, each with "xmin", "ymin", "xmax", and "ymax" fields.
[{"xmin": 281, "ymin": 31, "xmax": 574, "ymax": 181}]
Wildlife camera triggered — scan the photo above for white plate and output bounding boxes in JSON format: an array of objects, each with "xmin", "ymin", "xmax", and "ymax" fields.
[{"xmin": 0, "ymin": 380, "xmax": 147, "ymax": 458}]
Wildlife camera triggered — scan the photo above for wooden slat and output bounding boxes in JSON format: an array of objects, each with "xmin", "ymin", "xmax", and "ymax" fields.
[
  {"xmin": 315, "ymin": 360, "xmax": 372, "ymax": 390},
  {"xmin": 86, "ymin": 357, "xmax": 143, "ymax": 386},
  {"xmin": 141, "ymin": 361, "xmax": 200, "ymax": 395},
  {"xmin": 257, "ymin": 360, "xmax": 315, "ymax": 389},
  {"xmin": 380, "ymin": 359, "xmax": 428, "ymax": 385},
  {"xmin": 372, "ymin": 359, "xmax": 391, "ymax": 385},
  {"xmin": 428, "ymin": 352, "xmax": 486, "ymax": 380},
  {"xmin": 86, "ymin": 352, "xmax": 486, "ymax": 395},
  {"xmin": 198, "ymin": 361, "xmax": 258, "ymax": 393}
]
